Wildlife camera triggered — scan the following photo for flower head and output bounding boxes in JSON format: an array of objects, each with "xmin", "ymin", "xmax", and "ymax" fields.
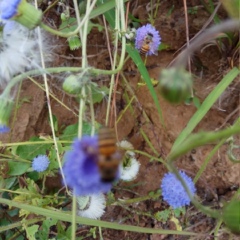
[
  {"xmin": 63, "ymin": 136, "xmax": 112, "ymax": 196},
  {"xmin": 0, "ymin": 0, "xmax": 21, "ymax": 20},
  {"xmin": 0, "ymin": 21, "xmax": 51, "ymax": 86},
  {"xmin": 77, "ymin": 193, "xmax": 106, "ymax": 219},
  {"xmin": 120, "ymin": 158, "xmax": 140, "ymax": 181},
  {"xmin": 161, "ymin": 171, "xmax": 196, "ymax": 209},
  {"xmin": 135, "ymin": 24, "xmax": 161, "ymax": 56},
  {"xmin": 0, "ymin": 0, "xmax": 42, "ymax": 29},
  {"xmin": 117, "ymin": 140, "xmax": 140, "ymax": 181},
  {"xmin": 0, "ymin": 124, "xmax": 10, "ymax": 133},
  {"xmin": 32, "ymin": 155, "xmax": 50, "ymax": 172}
]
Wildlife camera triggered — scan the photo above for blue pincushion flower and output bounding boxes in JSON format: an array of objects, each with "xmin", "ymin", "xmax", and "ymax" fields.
[
  {"xmin": 161, "ymin": 171, "xmax": 196, "ymax": 209},
  {"xmin": 135, "ymin": 24, "xmax": 161, "ymax": 56},
  {"xmin": 63, "ymin": 136, "xmax": 112, "ymax": 196},
  {"xmin": 0, "ymin": 124, "xmax": 10, "ymax": 133},
  {"xmin": 0, "ymin": 0, "xmax": 21, "ymax": 20},
  {"xmin": 32, "ymin": 155, "xmax": 50, "ymax": 172}
]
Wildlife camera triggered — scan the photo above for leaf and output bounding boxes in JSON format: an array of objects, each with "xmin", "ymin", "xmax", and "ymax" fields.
[
  {"xmin": 173, "ymin": 207, "xmax": 186, "ymax": 218},
  {"xmin": 36, "ymin": 218, "xmax": 58, "ymax": 239},
  {"xmin": 172, "ymin": 67, "xmax": 240, "ymax": 151},
  {"xmin": 154, "ymin": 209, "xmax": 171, "ymax": 222},
  {"xmin": 2, "ymin": 177, "xmax": 16, "ymax": 189},
  {"xmin": 8, "ymin": 162, "xmax": 30, "ymax": 176},
  {"xmin": 25, "ymin": 224, "xmax": 39, "ymax": 240},
  {"xmin": 91, "ymin": 85, "xmax": 109, "ymax": 104},
  {"xmin": 16, "ymin": 137, "xmax": 52, "ymax": 160},
  {"xmin": 60, "ymin": 122, "xmax": 92, "ymax": 141}
]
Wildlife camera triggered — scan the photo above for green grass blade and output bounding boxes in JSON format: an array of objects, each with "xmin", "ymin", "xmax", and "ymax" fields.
[
  {"xmin": 172, "ymin": 67, "xmax": 240, "ymax": 151},
  {"xmin": 91, "ymin": 0, "xmax": 127, "ymax": 20},
  {"xmin": 0, "ymin": 198, "xmax": 197, "ymax": 236},
  {"xmin": 169, "ymin": 124, "xmax": 240, "ymax": 161},
  {"xmin": 126, "ymin": 44, "xmax": 164, "ymax": 124}
]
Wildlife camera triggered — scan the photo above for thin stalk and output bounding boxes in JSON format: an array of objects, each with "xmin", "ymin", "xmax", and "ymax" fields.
[
  {"xmin": 168, "ymin": 163, "xmax": 220, "ymax": 219},
  {"xmin": 34, "ymin": 0, "xmax": 68, "ymax": 194},
  {"xmin": 28, "ymin": 76, "xmax": 78, "ymax": 117},
  {"xmin": 3, "ymin": 65, "xmax": 128, "ymax": 98},
  {"xmin": 9, "ymin": 80, "xmax": 22, "ymax": 142},
  {"xmin": 105, "ymin": 0, "xmax": 126, "ymax": 126},
  {"xmin": 4, "ymin": 67, "xmax": 129, "ymax": 100},
  {"xmin": 39, "ymin": 0, "xmax": 97, "ymax": 38},
  {"xmin": 88, "ymin": 85, "xmax": 95, "ymax": 136}
]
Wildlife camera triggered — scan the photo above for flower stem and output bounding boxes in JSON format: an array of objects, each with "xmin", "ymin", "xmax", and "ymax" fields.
[
  {"xmin": 39, "ymin": 0, "xmax": 97, "ymax": 38},
  {"xmin": 105, "ymin": 0, "xmax": 126, "ymax": 126},
  {"xmin": 3, "ymin": 66, "xmax": 125, "ymax": 99}
]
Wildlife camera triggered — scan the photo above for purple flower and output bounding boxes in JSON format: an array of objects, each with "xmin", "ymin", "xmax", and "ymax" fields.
[
  {"xmin": 0, "ymin": 0, "xmax": 21, "ymax": 20},
  {"xmin": 161, "ymin": 171, "xmax": 196, "ymax": 209},
  {"xmin": 32, "ymin": 155, "xmax": 50, "ymax": 172},
  {"xmin": 0, "ymin": 124, "xmax": 10, "ymax": 133},
  {"xmin": 135, "ymin": 24, "xmax": 161, "ymax": 56},
  {"xmin": 63, "ymin": 136, "xmax": 112, "ymax": 196}
]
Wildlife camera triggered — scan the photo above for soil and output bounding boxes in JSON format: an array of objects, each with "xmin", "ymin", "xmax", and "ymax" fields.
[{"xmin": 1, "ymin": 0, "xmax": 239, "ymax": 239}]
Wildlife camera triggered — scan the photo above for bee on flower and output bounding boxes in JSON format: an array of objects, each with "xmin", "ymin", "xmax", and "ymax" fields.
[{"xmin": 135, "ymin": 23, "xmax": 161, "ymax": 56}]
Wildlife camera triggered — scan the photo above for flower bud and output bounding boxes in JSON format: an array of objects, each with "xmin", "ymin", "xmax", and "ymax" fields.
[
  {"xmin": 68, "ymin": 35, "xmax": 81, "ymax": 50},
  {"xmin": 62, "ymin": 75, "xmax": 81, "ymax": 94},
  {"xmin": 158, "ymin": 68, "xmax": 193, "ymax": 103},
  {"xmin": 0, "ymin": 0, "xmax": 42, "ymax": 29}
]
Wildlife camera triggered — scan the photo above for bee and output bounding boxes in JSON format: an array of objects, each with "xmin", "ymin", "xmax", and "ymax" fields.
[
  {"xmin": 97, "ymin": 127, "xmax": 121, "ymax": 182},
  {"xmin": 140, "ymin": 33, "xmax": 153, "ymax": 55}
]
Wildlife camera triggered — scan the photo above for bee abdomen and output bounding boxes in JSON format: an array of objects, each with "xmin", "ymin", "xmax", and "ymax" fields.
[
  {"xmin": 98, "ymin": 127, "xmax": 116, "ymax": 156},
  {"xmin": 140, "ymin": 45, "xmax": 150, "ymax": 55}
]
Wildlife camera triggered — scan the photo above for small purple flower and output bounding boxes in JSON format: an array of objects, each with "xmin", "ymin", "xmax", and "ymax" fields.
[
  {"xmin": 63, "ymin": 136, "xmax": 112, "ymax": 196},
  {"xmin": 0, "ymin": 0, "xmax": 21, "ymax": 20},
  {"xmin": 135, "ymin": 24, "xmax": 161, "ymax": 56},
  {"xmin": 161, "ymin": 171, "xmax": 196, "ymax": 209},
  {"xmin": 0, "ymin": 124, "xmax": 10, "ymax": 133},
  {"xmin": 32, "ymin": 155, "xmax": 50, "ymax": 172}
]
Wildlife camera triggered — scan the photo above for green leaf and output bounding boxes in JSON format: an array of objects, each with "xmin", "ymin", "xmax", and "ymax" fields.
[
  {"xmin": 25, "ymin": 224, "xmax": 39, "ymax": 240},
  {"xmin": 2, "ymin": 177, "xmax": 16, "ymax": 189},
  {"xmin": 60, "ymin": 123, "xmax": 78, "ymax": 141},
  {"xmin": 220, "ymin": 0, "xmax": 240, "ymax": 19},
  {"xmin": 8, "ymin": 162, "xmax": 30, "ymax": 176},
  {"xmin": 60, "ymin": 122, "xmax": 92, "ymax": 141},
  {"xmin": 16, "ymin": 137, "xmax": 51, "ymax": 160},
  {"xmin": 36, "ymin": 218, "xmax": 57, "ymax": 239},
  {"xmin": 154, "ymin": 209, "xmax": 171, "ymax": 222},
  {"xmin": 158, "ymin": 42, "xmax": 170, "ymax": 51},
  {"xmin": 95, "ymin": 0, "xmax": 116, "ymax": 24},
  {"xmin": 173, "ymin": 207, "xmax": 186, "ymax": 218},
  {"xmin": 91, "ymin": 85, "xmax": 109, "ymax": 104},
  {"xmin": 172, "ymin": 67, "xmax": 240, "ymax": 151},
  {"xmin": 59, "ymin": 17, "xmax": 78, "ymax": 33}
]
